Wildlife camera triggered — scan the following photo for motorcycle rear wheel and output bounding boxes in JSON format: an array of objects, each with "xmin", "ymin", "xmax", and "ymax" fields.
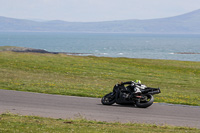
[
  {"xmin": 135, "ymin": 94, "xmax": 154, "ymax": 108},
  {"xmin": 101, "ymin": 92, "xmax": 116, "ymax": 105}
]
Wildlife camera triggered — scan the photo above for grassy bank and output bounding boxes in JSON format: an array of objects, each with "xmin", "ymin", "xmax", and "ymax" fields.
[
  {"xmin": 0, "ymin": 50, "xmax": 200, "ymax": 106},
  {"xmin": 0, "ymin": 113, "xmax": 199, "ymax": 133}
]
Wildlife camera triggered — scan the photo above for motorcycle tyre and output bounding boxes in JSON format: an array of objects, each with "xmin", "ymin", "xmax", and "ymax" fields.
[
  {"xmin": 101, "ymin": 93, "xmax": 116, "ymax": 105},
  {"xmin": 135, "ymin": 94, "xmax": 154, "ymax": 108}
]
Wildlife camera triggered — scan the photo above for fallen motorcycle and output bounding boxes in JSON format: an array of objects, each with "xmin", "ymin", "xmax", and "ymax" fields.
[{"xmin": 101, "ymin": 81, "xmax": 161, "ymax": 108}]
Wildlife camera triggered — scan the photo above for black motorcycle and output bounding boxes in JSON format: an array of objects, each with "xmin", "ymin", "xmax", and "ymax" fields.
[{"xmin": 101, "ymin": 81, "xmax": 161, "ymax": 108}]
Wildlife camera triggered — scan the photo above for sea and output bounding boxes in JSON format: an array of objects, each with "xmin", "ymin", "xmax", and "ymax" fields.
[{"xmin": 0, "ymin": 32, "xmax": 200, "ymax": 62}]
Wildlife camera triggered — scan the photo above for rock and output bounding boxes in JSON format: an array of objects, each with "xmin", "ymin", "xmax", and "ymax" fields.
[{"xmin": 175, "ymin": 52, "xmax": 200, "ymax": 54}]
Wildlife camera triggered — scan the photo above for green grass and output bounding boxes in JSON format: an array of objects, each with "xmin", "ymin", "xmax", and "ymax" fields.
[
  {"xmin": 0, "ymin": 113, "xmax": 199, "ymax": 133},
  {"xmin": 0, "ymin": 50, "xmax": 200, "ymax": 106}
]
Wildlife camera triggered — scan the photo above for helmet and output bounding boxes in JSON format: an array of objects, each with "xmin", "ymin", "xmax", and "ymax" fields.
[{"xmin": 134, "ymin": 80, "xmax": 141, "ymax": 84}]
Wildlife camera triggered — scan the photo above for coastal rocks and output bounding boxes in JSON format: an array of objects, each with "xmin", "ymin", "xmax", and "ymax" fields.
[
  {"xmin": 174, "ymin": 52, "xmax": 200, "ymax": 54},
  {"xmin": 13, "ymin": 48, "xmax": 52, "ymax": 54},
  {"xmin": 1, "ymin": 46, "xmax": 56, "ymax": 54},
  {"xmin": 0, "ymin": 46, "xmax": 92, "ymax": 56}
]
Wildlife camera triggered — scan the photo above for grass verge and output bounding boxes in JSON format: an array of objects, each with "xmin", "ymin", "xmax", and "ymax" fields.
[
  {"xmin": 0, "ymin": 50, "xmax": 200, "ymax": 106},
  {"xmin": 0, "ymin": 113, "xmax": 199, "ymax": 133}
]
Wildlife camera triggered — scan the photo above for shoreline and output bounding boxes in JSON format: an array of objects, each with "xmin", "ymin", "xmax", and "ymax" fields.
[
  {"xmin": 1, "ymin": 46, "xmax": 200, "ymax": 62},
  {"xmin": 2, "ymin": 46, "xmax": 200, "ymax": 55},
  {"xmin": 0, "ymin": 46, "xmax": 92, "ymax": 56}
]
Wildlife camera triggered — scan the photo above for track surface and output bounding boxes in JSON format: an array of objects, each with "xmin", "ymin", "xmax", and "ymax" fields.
[{"xmin": 0, "ymin": 89, "xmax": 200, "ymax": 128}]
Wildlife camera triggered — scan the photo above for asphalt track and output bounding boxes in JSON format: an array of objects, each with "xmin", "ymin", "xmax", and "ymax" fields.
[{"xmin": 0, "ymin": 89, "xmax": 200, "ymax": 128}]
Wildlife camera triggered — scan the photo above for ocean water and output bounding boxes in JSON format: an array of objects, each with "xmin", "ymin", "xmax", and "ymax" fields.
[{"xmin": 0, "ymin": 32, "xmax": 200, "ymax": 62}]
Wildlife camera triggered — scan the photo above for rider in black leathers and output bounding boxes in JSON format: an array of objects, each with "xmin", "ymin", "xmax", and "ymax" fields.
[{"xmin": 114, "ymin": 80, "xmax": 144, "ymax": 94}]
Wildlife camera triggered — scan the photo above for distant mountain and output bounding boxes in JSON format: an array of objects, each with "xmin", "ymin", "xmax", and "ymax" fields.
[{"xmin": 1, "ymin": 9, "xmax": 200, "ymax": 33}]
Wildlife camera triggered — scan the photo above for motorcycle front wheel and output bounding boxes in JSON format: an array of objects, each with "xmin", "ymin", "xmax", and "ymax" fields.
[
  {"xmin": 101, "ymin": 92, "xmax": 116, "ymax": 105},
  {"xmin": 135, "ymin": 94, "xmax": 154, "ymax": 108}
]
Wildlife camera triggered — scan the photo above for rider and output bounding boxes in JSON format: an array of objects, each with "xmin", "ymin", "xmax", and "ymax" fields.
[
  {"xmin": 118, "ymin": 80, "xmax": 144, "ymax": 94},
  {"xmin": 133, "ymin": 80, "xmax": 142, "ymax": 94}
]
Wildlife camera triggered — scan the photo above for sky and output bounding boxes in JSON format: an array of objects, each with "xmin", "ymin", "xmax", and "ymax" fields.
[{"xmin": 0, "ymin": 0, "xmax": 200, "ymax": 22}]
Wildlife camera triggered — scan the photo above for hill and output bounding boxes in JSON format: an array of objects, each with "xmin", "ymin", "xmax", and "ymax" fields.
[
  {"xmin": 0, "ymin": 9, "xmax": 200, "ymax": 33},
  {"xmin": 1, "ymin": 47, "xmax": 200, "ymax": 106}
]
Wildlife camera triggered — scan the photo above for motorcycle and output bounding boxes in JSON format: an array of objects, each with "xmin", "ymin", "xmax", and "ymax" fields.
[{"xmin": 101, "ymin": 81, "xmax": 161, "ymax": 108}]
